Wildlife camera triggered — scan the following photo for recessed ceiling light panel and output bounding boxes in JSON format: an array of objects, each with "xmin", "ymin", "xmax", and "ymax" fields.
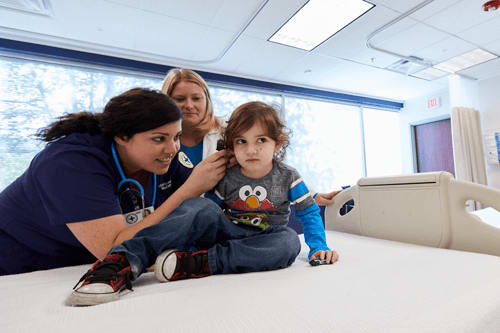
[
  {"xmin": 411, "ymin": 67, "xmax": 449, "ymax": 81},
  {"xmin": 433, "ymin": 48, "xmax": 497, "ymax": 73},
  {"xmin": 268, "ymin": 0, "xmax": 375, "ymax": 51}
]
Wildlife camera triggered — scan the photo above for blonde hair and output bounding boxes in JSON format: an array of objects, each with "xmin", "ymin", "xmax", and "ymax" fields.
[
  {"xmin": 161, "ymin": 68, "xmax": 218, "ymax": 133},
  {"xmin": 225, "ymin": 101, "xmax": 290, "ymax": 161}
]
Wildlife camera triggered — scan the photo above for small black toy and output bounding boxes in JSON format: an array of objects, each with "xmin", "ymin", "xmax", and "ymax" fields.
[{"xmin": 309, "ymin": 258, "xmax": 327, "ymax": 266}]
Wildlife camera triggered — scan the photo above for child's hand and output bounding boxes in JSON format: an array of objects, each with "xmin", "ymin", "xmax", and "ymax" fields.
[
  {"xmin": 310, "ymin": 249, "xmax": 339, "ymax": 264},
  {"xmin": 314, "ymin": 190, "xmax": 342, "ymax": 206}
]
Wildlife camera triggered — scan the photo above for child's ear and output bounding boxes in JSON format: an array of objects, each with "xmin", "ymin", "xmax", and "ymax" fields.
[{"xmin": 274, "ymin": 134, "xmax": 285, "ymax": 152}]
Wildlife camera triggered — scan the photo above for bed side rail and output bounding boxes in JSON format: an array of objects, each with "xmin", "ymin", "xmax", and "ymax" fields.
[
  {"xmin": 448, "ymin": 179, "xmax": 500, "ymax": 256},
  {"xmin": 324, "ymin": 186, "xmax": 361, "ymax": 235}
]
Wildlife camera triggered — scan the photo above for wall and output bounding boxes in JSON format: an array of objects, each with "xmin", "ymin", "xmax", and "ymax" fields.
[
  {"xmin": 400, "ymin": 74, "xmax": 500, "ymax": 190},
  {"xmin": 479, "ymin": 75, "xmax": 500, "ymax": 189},
  {"xmin": 400, "ymin": 86, "xmax": 450, "ymax": 174},
  {"xmin": 448, "ymin": 75, "xmax": 479, "ymax": 110}
]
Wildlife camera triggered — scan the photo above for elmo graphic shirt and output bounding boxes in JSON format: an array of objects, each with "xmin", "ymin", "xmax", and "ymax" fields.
[{"xmin": 208, "ymin": 161, "xmax": 315, "ymax": 229}]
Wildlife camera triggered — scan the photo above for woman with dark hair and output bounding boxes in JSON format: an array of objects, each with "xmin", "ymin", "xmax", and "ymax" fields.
[{"xmin": 0, "ymin": 88, "xmax": 227, "ymax": 276}]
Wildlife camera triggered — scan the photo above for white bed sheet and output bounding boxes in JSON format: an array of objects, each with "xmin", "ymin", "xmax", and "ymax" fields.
[
  {"xmin": 2, "ymin": 230, "xmax": 500, "ymax": 333},
  {"xmin": 471, "ymin": 207, "xmax": 500, "ymax": 228}
]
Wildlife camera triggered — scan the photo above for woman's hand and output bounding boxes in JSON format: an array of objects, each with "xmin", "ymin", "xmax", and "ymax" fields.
[
  {"xmin": 314, "ymin": 190, "xmax": 342, "ymax": 206},
  {"xmin": 184, "ymin": 150, "xmax": 227, "ymax": 195},
  {"xmin": 310, "ymin": 249, "xmax": 339, "ymax": 264}
]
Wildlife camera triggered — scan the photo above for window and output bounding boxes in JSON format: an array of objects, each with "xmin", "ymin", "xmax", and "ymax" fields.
[
  {"xmin": 209, "ymin": 85, "xmax": 281, "ymax": 119},
  {"xmin": 0, "ymin": 55, "xmax": 162, "ymax": 190},
  {"xmin": 284, "ymin": 96, "xmax": 364, "ymax": 192},
  {"xmin": 363, "ymin": 108, "xmax": 402, "ymax": 177},
  {"xmin": 0, "ymin": 53, "xmax": 402, "ymax": 193}
]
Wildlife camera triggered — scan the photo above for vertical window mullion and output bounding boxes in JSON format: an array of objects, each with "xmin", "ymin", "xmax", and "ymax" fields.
[{"xmin": 359, "ymin": 106, "xmax": 368, "ymax": 177}]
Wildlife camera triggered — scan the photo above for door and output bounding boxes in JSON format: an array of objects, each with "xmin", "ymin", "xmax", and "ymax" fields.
[{"xmin": 413, "ymin": 118, "xmax": 455, "ymax": 175}]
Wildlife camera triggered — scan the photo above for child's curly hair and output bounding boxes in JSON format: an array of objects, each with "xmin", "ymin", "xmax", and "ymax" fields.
[{"xmin": 224, "ymin": 101, "xmax": 291, "ymax": 161}]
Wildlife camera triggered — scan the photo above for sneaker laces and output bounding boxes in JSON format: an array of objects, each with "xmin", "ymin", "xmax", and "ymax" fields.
[
  {"xmin": 177, "ymin": 252, "xmax": 207, "ymax": 277},
  {"xmin": 73, "ymin": 260, "xmax": 133, "ymax": 291}
]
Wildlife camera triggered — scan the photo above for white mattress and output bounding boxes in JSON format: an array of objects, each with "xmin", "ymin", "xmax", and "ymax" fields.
[
  {"xmin": 2, "ymin": 230, "xmax": 500, "ymax": 333},
  {"xmin": 471, "ymin": 207, "xmax": 500, "ymax": 228}
]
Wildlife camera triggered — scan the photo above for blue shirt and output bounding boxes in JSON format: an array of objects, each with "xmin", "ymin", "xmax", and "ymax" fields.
[
  {"xmin": 180, "ymin": 142, "xmax": 203, "ymax": 166},
  {"xmin": 0, "ymin": 133, "xmax": 192, "ymax": 275}
]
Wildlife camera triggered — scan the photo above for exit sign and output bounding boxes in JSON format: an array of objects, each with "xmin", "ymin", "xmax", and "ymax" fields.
[{"xmin": 427, "ymin": 97, "xmax": 441, "ymax": 110}]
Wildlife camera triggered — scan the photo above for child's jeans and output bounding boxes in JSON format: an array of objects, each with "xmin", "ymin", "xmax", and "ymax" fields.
[{"xmin": 110, "ymin": 197, "xmax": 301, "ymax": 279}]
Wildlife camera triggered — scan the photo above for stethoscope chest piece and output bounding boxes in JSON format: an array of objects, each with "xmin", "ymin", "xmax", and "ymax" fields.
[{"xmin": 112, "ymin": 143, "xmax": 156, "ymax": 224}]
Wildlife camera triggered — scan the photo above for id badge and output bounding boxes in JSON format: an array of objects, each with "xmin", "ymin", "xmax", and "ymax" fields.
[{"xmin": 123, "ymin": 206, "xmax": 154, "ymax": 225}]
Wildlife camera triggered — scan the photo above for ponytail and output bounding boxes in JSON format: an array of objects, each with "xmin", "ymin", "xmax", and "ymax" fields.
[
  {"xmin": 36, "ymin": 112, "xmax": 102, "ymax": 143},
  {"xmin": 36, "ymin": 88, "xmax": 182, "ymax": 144}
]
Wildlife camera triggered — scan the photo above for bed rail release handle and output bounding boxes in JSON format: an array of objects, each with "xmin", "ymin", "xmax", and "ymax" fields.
[
  {"xmin": 448, "ymin": 179, "xmax": 500, "ymax": 257},
  {"xmin": 325, "ymin": 186, "xmax": 361, "ymax": 235}
]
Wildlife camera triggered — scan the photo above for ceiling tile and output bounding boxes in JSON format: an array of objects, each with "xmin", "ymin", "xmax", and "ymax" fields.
[
  {"xmin": 413, "ymin": 36, "xmax": 476, "ymax": 63},
  {"xmin": 315, "ymin": 6, "xmax": 409, "ymax": 67},
  {"xmin": 369, "ymin": 0, "xmax": 427, "ymax": 13},
  {"xmin": 210, "ymin": 0, "xmax": 270, "ymax": 31},
  {"xmin": 457, "ymin": 16, "xmax": 500, "ymax": 46},
  {"xmin": 458, "ymin": 57, "xmax": 500, "ymax": 80},
  {"xmin": 375, "ymin": 22, "xmax": 449, "ymax": 56},
  {"xmin": 313, "ymin": 60, "xmax": 445, "ymax": 100},
  {"xmin": 133, "ymin": 13, "xmax": 234, "ymax": 61},
  {"xmin": 144, "ymin": 0, "xmax": 223, "ymax": 25},
  {"xmin": 210, "ymin": 35, "xmax": 307, "ymax": 79},
  {"xmin": 423, "ymin": 0, "xmax": 500, "ymax": 34},
  {"xmin": 485, "ymin": 38, "xmax": 500, "ymax": 54},
  {"xmin": 409, "ymin": 0, "xmax": 462, "ymax": 21},
  {"xmin": 241, "ymin": 0, "xmax": 308, "ymax": 39},
  {"xmin": 105, "ymin": 0, "xmax": 142, "ymax": 8},
  {"xmin": 272, "ymin": 53, "xmax": 345, "ymax": 86}
]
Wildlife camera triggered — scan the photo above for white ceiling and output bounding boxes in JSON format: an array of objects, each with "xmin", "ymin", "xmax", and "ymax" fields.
[{"xmin": 1, "ymin": 0, "xmax": 500, "ymax": 102}]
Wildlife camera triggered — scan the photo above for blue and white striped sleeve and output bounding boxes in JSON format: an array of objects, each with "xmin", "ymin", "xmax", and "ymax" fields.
[{"xmin": 288, "ymin": 173, "xmax": 330, "ymax": 258}]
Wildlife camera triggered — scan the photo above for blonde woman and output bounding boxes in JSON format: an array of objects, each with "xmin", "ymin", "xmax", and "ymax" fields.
[{"xmin": 162, "ymin": 68, "xmax": 225, "ymax": 166}]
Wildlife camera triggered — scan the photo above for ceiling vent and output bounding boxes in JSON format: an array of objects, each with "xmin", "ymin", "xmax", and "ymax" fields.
[
  {"xmin": 385, "ymin": 57, "xmax": 429, "ymax": 76},
  {"xmin": 0, "ymin": 0, "xmax": 52, "ymax": 16}
]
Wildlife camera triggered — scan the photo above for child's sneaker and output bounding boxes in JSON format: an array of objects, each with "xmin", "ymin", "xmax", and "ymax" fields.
[
  {"xmin": 65, "ymin": 253, "xmax": 133, "ymax": 306},
  {"xmin": 154, "ymin": 249, "xmax": 211, "ymax": 282}
]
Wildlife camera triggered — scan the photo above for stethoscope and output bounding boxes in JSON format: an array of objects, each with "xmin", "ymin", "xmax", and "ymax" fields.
[{"xmin": 111, "ymin": 142, "xmax": 156, "ymax": 223}]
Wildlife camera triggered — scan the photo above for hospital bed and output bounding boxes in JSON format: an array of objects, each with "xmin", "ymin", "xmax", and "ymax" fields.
[
  {"xmin": 325, "ymin": 171, "xmax": 500, "ymax": 257},
  {"xmin": 2, "ymin": 172, "xmax": 500, "ymax": 333}
]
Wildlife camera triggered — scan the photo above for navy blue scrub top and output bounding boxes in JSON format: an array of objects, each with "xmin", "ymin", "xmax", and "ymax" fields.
[{"xmin": 0, "ymin": 133, "xmax": 192, "ymax": 275}]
